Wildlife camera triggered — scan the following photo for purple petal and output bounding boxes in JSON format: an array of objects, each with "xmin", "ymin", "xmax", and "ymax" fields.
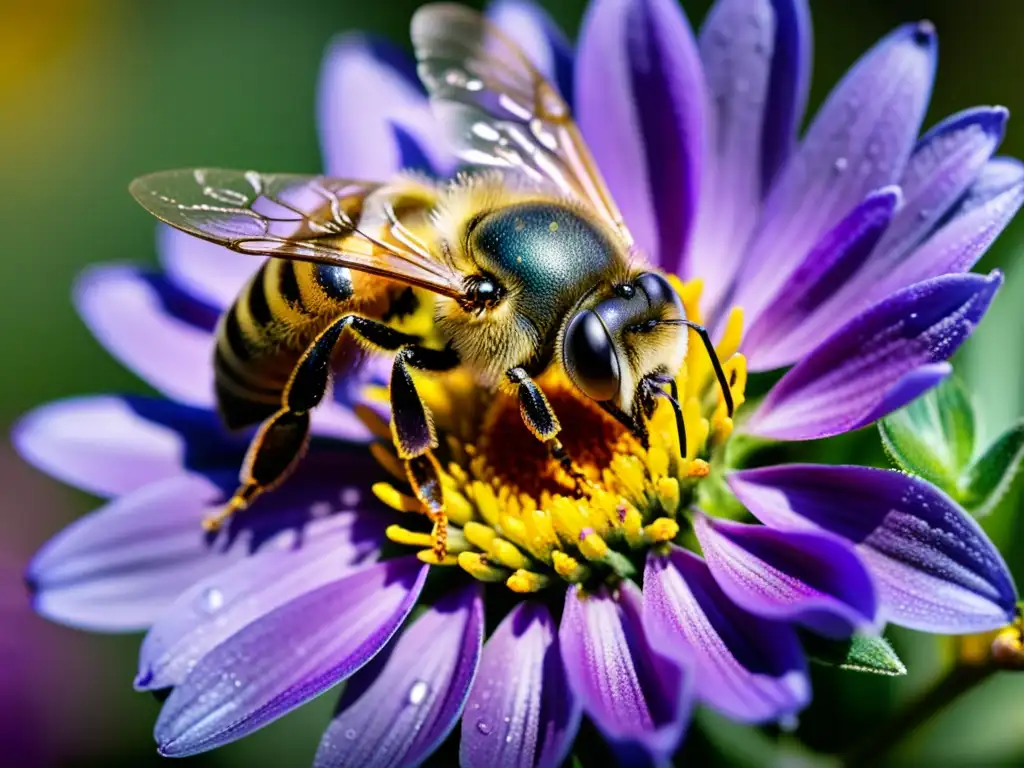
[
  {"xmin": 488, "ymin": 0, "xmax": 574, "ymax": 98},
  {"xmin": 155, "ymin": 558, "xmax": 427, "ymax": 757},
  {"xmin": 318, "ymin": 36, "xmax": 453, "ymax": 178},
  {"xmin": 12, "ymin": 396, "xmax": 246, "ymax": 498},
  {"xmin": 747, "ymin": 271, "xmax": 1002, "ymax": 440},
  {"xmin": 27, "ymin": 449, "xmax": 386, "ymax": 632},
  {"xmin": 734, "ymin": 22, "xmax": 937, "ymax": 324},
  {"xmin": 687, "ymin": 0, "xmax": 811, "ymax": 308},
  {"xmin": 314, "ymin": 584, "xmax": 484, "ymax": 768},
  {"xmin": 576, "ymin": 0, "xmax": 705, "ymax": 268},
  {"xmin": 461, "ymin": 602, "xmax": 581, "ymax": 768},
  {"xmin": 643, "ymin": 547, "xmax": 809, "ymax": 724},
  {"xmin": 871, "ymin": 106, "xmax": 1008, "ymax": 273},
  {"xmin": 75, "ymin": 266, "xmax": 218, "ymax": 407},
  {"xmin": 729, "ymin": 465, "xmax": 1019, "ymax": 633},
  {"xmin": 27, "ymin": 474, "xmax": 232, "ymax": 632},
  {"xmin": 757, "ymin": 108, "xmax": 1010, "ymax": 361},
  {"xmin": 760, "ymin": 0, "xmax": 812, "ymax": 188},
  {"xmin": 159, "ymin": 225, "xmax": 257, "ymax": 311},
  {"xmin": 856, "ymin": 362, "xmax": 952, "ymax": 427},
  {"xmin": 137, "ymin": 512, "xmax": 386, "ymax": 691},
  {"xmin": 878, "ymin": 157, "xmax": 1024, "ymax": 295},
  {"xmin": 559, "ymin": 582, "xmax": 691, "ymax": 761},
  {"xmin": 693, "ymin": 513, "xmax": 878, "ymax": 639},
  {"xmin": 744, "ymin": 187, "xmax": 900, "ymax": 370},
  {"xmin": 688, "ymin": 0, "xmax": 777, "ymax": 307}
]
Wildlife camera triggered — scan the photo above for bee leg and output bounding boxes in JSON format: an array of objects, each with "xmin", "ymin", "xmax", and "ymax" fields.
[
  {"xmin": 329, "ymin": 316, "xmax": 461, "ymax": 558},
  {"xmin": 206, "ymin": 314, "xmax": 365, "ymax": 531},
  {"xmin": 507, "ymin": 367, "xmax": 592, "ymax": 492},
  {"xmin": 387, "ymin": 343, "xmax": 461, "ymax": 559}
]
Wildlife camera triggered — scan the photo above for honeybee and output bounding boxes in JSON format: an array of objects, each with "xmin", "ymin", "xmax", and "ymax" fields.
[{"xmin": 129, "ymin": 3, "xmax": 733, "ymax": 559}]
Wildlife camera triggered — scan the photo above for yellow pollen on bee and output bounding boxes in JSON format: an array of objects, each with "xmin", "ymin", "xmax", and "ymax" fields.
[
  {"xmin": 367, "ymin": 279, "xmax": 749, "ymax": 592},
  {"xmin": 548, "ymin": 221, "xmax": 559, "ymax": 232}
]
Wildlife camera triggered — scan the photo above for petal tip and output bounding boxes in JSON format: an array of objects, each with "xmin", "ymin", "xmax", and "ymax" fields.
[{"xmin": 912, "ymin": 20, "xmax": 936, "ymax": 48}]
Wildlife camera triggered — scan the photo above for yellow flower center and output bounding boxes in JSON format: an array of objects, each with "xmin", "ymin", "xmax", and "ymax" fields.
[{"xmin": 363, "ymin": 278, "xmax": 747, "ymax": 592}]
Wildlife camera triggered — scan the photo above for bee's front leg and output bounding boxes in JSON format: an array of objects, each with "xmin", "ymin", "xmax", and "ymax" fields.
[{"xmin": 506, "ymin": 367, "xmax": 592, "ymax": 492}]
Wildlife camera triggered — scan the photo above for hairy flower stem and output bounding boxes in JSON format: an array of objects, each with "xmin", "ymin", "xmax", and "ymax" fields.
[{"xmin": 841, "ymin": 662, "xmax": 996, "ymax": 767}]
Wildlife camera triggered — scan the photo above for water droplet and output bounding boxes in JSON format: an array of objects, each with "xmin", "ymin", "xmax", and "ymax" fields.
[
  {"xmin": 345, "ymin": 728, "xmax": 357, "ymax": 741},
  {"xmin": 407, "ymin": 680, "xmax": 430, "ymax": 706},
  {"xmin": 475, "ymin": 720, "xmax": 492, "ymax": 736},
  {"xmin": 195, "ymin": 587, "xmax": 224, "ymax": 615},
  {"xmin": 341, "ymin": 487, "xmax": 361, "ymax": 507},
  {"xmin": 833, "ymin": 157, "xmax": 848, "ymax": 173}
]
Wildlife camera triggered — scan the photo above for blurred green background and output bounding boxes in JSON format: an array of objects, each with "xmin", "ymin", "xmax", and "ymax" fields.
[{"xmin": 3, "ymin": 0, "xmax": 1023, "ymax": 765}]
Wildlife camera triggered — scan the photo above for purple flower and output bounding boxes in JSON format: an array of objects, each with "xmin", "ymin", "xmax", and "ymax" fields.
[{"xmin": 16, "ymin": 0, "xmax": 1020, "ymax": 765}]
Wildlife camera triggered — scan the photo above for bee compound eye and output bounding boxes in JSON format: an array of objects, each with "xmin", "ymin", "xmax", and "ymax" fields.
[
  {"xmin": 564, "ymin": 310, "xmax": 621, "ymax": 402},
  {"xmin": 634, "ymin": 272, "xmax": 678, "ymax": 310}
]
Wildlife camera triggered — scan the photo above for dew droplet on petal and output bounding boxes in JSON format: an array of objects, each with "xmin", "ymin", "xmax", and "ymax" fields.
[
  {"xmin": 475, "ymin": 720, "xmax": 492, "ymax": 736},
  {"xmin": 407, "ymin": 679, "xmax": 430, "ymax": 706},
  {"xmin": 195, "ymin": 587, "xmax": 224, "ymax": 615}
]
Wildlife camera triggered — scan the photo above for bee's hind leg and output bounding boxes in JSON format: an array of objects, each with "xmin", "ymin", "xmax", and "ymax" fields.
[
  {"xmin": 206, "ymin": 314, "xmax": 361, "ymax": 532},
  {"xmin": 506, "ymin": 367, "xmax": 592, "ymax": 492}
]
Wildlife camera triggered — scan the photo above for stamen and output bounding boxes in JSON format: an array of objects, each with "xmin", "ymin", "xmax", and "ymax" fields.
[
  {"xmin": 643, "ymin": 517, "xmax": 679, "ymax": 544},
  {"xmin": 373, "ymin": 482, "xmax": 423, "ymax": 513},
  {"xmin": 386, "ymin": 524, "xmax": 434, "ymax": 549},
  {"xmin": 371, "ymin": 443, "xmax": 407, "ymax": 480},
  {"xmin": 462, "ymin": 521, "xmax": 497, "ymax": 551},
  {"xmin": 417, "ymin": 550, "xmax": 459, "ymax": 566},
  {"xmin": 551, "ymin": 551, "xmax": 590, "ymax": 582},
  {"xmin": 458, "ymin": 552, "xmax": 510, "ymax": 582},
  {"xmin": 488, "ymin": 538, "xmax": 532, "ymax": 571},
  {"xmin": 365, "ymin": 280, "xmax": 748, "ymax": 592},
  {"xmin": 507, "ymin": 569, "xmax": 550, "ymax": 593},
  {"xmin": 355, "ymin": 404, "xmax": 391, "ymax": 439},
  {"xmin": 578, "ymin": 529, "xmax": 608, "ymax": 560}
]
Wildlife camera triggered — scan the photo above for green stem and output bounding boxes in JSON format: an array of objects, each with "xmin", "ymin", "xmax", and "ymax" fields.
[{"xmin": 841, "ymin": 663, "xmax": 996, "ymax": 767}]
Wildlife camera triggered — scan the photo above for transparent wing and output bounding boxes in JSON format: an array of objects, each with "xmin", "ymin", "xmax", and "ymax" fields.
[
  {"xmin": 411, "ymin": 3, "xmax": 633, "ymax": 247},
  {"xmin": 129, "ymin": 168, "xmax": 465, "ymax": 298}
]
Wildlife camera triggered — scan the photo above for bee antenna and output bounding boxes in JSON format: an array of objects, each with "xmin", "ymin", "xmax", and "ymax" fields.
[
  {"xmin": 653, "ymin": 381, "xmax": 687, "ymax": 459},
  {"xmin": 654, "ymin": 319, "xmax": 734, "ymax": 417}
]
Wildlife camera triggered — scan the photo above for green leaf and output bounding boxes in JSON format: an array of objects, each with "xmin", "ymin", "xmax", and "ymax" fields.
[
  {"xmin": 959, "ymin": 420, "xmax": 1024, "ymax": 517},
  {"xmin": 879, "ymin": 376, "xmax": 975, "ymax": 491},
  {"xmin": 803, "ymin": 633, "xmax": 907, "ymax": 676}
]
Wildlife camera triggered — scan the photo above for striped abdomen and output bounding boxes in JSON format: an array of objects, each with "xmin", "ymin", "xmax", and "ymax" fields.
[{"xmin": 214, "ymin": 258, "xmax": 383, "ymax": 429}]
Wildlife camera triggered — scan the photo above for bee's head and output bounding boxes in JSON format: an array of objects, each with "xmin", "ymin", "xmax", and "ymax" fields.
[{"xmin": 561, "ymin": 272, "xmax": 689, "ymax": 444}]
